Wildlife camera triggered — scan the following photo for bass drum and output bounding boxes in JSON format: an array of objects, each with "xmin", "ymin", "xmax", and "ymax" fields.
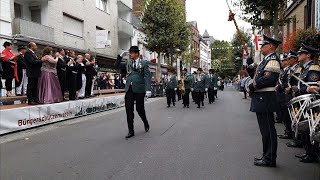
[{"xmin": 307, "ymin": 98, "xmax": 320, "ymax": 143}]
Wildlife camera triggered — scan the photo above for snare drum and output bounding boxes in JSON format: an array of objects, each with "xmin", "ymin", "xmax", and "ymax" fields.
[
  {"xmin": 287, "ymin": 94, "xmax": 318, "ymax": 132},
  {"xmin": 307, "ymin": 99, "xmax": 320, "ymax": 143}
]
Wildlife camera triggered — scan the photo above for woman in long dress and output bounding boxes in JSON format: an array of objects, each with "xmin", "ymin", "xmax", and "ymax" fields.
[{"xmin": 38, "ymin": 47, "xmax": 63, "ymax": 104}]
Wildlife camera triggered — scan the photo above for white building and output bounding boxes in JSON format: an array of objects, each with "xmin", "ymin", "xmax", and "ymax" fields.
[
  {"xmin": 200, "ymin": 36, "xmax": 211, "ymax": 72},
  {"xmin": 0, "ymin": 0, "xmax": 133, "ymax": 72}
]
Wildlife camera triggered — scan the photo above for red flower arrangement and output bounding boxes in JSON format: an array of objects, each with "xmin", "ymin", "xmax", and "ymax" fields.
[{"xmin": 282, "ymin": 29, "xmax": 320, "ymax": 53}]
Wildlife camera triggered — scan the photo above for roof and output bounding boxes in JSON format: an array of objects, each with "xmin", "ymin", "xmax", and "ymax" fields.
[{"xmin": 203, "ymin": 30, "xmax": 210, "ymax": 38}]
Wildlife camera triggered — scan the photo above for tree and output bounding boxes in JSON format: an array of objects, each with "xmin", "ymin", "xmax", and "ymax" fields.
[
  {"xmin": 234, "ymin": 0, "xmax": 286, "ymax": 39},
  {"xmin": 210, "ymin": 40, "xmax": 234, "ymax": 78},
  {"xmin": 142, "ymin": 0, "xmax": 190, "ymax": 78}
]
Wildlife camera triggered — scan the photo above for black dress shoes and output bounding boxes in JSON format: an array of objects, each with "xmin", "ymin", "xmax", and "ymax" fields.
[
  {"xmin": 254, "ymin": 159, "xmax": 276, "ymax": 167},
  {"xmin": 28, "ymin": 101, "xmax": 38, "ymax": 105},
  {"xmin": 167, "ymin": 105, "xmax": 170, "ymax": 108},
  {"xmin": 187, "ymin": 105, "xmax": 189, "ymax": 108},
  {"xmin": 202, "ymin": 102, "xmax": 204, "ymax": 106},
  {"xmin": 286, "ymin": 141, "xmax": 303, "ymax": 148},
  {"xmin": 145, "ymin": 125, "xmax": 150, "ymax": 132},
  {"xmin": 254, "ymin": 156, "xmax": 264, "ymax": 161},
  {"xmin": 295, "ymin": 153, "xmax": 307, "ymax": 159},
  {"xmin": 300, "ymin": 155, "xmax": 317, "ymax": 163},
  {"xmin": 278, "ymin": 133, "xmax": 294, "ymax": 139},
  {"xmin": 125, "ymin": 132, "xmax": 135, "ymax": 139}
]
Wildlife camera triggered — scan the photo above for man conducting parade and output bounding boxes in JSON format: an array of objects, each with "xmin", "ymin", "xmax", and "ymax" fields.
[
  {"xmin": 290, "ymin": 44, "xmax": 320, "ymax": 163},
  {"xmin": 182, "ymin": 68, "xmax": 193, "ymax": 108},
  {"xmin": 192, "ymin": 68, "xmax": 208, "ymax": 108},
  {"xmin": 165, "ymin": 69, "xmax": 178, "ymax": 108},
  {"xmin": 208, "ymin": 69, "xmax": 218, "ymax": 104},
  {"xmin": 115, "ymin": 46, "xmax": 151, "ymax": 139},
  {"xmin": 248, "ymin": 34, "xmax": 282, "ymax": 167}
]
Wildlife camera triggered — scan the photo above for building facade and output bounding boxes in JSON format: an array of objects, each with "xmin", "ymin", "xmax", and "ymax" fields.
[
  {"xmin": 199, "ymin": 36, "xmax": 211, "ymax": 72},
  {"xmin": 283, "ymin": 0, "xmax": 316, "ymax": 41},
  {"xmin": 0, "ymin": 0, "xmax": 133, "ymax": 72},
  {"xmin": 189, "ymin": 21, "xmax": 200, "ymax": 72}
]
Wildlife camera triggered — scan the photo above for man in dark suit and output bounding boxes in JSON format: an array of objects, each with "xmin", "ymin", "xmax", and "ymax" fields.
[
  {"xmin": 83, "ymin": 53, "xmax": 96, "ymax": 98},
  {"xmin": 115, "ymin": 46, "xmax": 151, "ymax": 139},
  {"xmin": 15, "ymin": 45, "xmax": 28, "ymax": 96},
  {"xmin": 66, "ymin": 51, "xmax": 77, "ymax": 100},
  {"xmin": 24, "ymin": 42, "xmax": 44, "ymax": 105},
  {"xmin": 165, "ymin": 70, "xmax": 177, "ymax": 108},
  {"xmin": 249, "ymin": 35, "xmax": 282, "ymax": 167},
  {"xmin": 57, "ymin": 48, "xmax": 68, "ymax": 100}
]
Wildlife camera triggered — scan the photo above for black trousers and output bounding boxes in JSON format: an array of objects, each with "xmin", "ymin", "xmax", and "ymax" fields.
[
  {"xmin": 182, "ymin": 89, "xmax": 191, "ymax": 106},
  {"xmin": 5, "ymin": 78, "xmax": 13, "ymax": 91},
  {"xmin": 166, "ymin": 89, "xmax": 176, "ymax": 106},
  {"xmin": 256, "ymin": 112, "xmax": 278, "ymax": 162},
  {"xmin": 208, "ymin": 88, "xmax": 215, "ymax": 103},
  {"xmin": 125, "ymin": 86, "xmax": 149, "ymax": 133},
  {"xmin": 177, "ymin": 89, "xmax": 182, "ymax": 101},
  {"xmin": 243, "ymin": 89, "xmax": 247, "ymax": 99},
  {"xmin": 27, "ymin": 77, "xmax": 39, "ymax": 102},
  {"xmin": 68, "ymin": 74, "xmax": 77, "ymax": 100},
  {"xmin": 58, "ymin": 71, "xmax": 66, "ymax": 98},
  {"xmin": 85, "ymin": 75, "xmax": 93, "ymax": 97},
  {"xmin": 280, "ymin": 105, "xmax": 293, "ymax": 135},
  {"xmin": 194, "ymin": 91, "xmax": 204, "ymax": 106}
]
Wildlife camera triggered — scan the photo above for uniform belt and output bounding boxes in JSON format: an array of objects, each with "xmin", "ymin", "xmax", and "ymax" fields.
[
  {"xmin": 255, "ymin": 87, "xmax": 276, "ymax": 92},
  {"xmin": 72, "ymin": 71, "xmax": 77, "ymax": 74},
  {"xmin": 61, "ymin": 68, "xmax": 66, "ymax": 71}
]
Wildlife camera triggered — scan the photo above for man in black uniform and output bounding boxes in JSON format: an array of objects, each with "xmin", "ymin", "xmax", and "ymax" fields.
[
  {"xmin": 182, "ymin": 68, "xmax": 193, "ymax": 108},
  {"xmin": 277, "ymin": 51, "xmax": 299, "ymax": 140},
  {"xmin": 292, "ymin": 44, "xmax": 320, "ymax": 163},
  {"xmin": 57, "ymin": 48, "xmax": 68, "ymax": 100},
  {"xmin": 249, "ymin": 35, "xmax": 282, "ymax": 167},
  {"xmin": 66, "ymin": 51, "xmax": 77, "ymax": 100}
]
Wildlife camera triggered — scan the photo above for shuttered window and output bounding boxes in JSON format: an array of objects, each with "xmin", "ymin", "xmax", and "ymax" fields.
[{"xmin": 63, "ymin": 14, "xmax": 83, "ymax": 37}]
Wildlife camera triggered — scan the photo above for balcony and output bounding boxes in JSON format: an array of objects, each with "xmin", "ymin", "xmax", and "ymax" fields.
[
  {"xmin": 118, "ymin": 18, "xmax": 133, "ymax": 38},
  {"xmin": 13, "ymin": 18, "xmax": 54, "ymax": 42},
  {"xmin": 117, "ymin": 0, "xmax": 132, "ymax": 9}
]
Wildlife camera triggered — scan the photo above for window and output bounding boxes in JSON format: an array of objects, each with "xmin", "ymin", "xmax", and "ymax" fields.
[
  {"xmin": 96, "ymin": 0, "xmax": 109, "ymax": 13},
  {"xmin": 14, "ymin": 3, "xmax": 22, "ymax": 18},
  {"xmin": 63, "ymin": 14, "xmax": 83, "ymax": 37},
  {"xmin": 31, "ymin": 9, "xmax": 41, "ymax": 24}
]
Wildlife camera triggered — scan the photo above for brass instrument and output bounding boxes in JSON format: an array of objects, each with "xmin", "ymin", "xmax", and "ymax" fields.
[{"xmin": 180, "ymin": 74, "xmax": 186, "ymax": 96}]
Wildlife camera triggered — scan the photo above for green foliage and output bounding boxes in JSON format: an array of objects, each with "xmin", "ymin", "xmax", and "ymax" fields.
[
  {"xmin": 210, "ymin": 40, "xmax": 234, "ymax": 77},
  {"xmin": 234, "ymin": 0, "xmax": 286, "ymax": 28},
  {"xmin": 142, "ymin": 0, "xmax": 190, "ymax": 54}
]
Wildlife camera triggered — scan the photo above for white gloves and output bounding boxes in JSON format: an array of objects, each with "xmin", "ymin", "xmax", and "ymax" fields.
[
  {"xmin": 191, "ymin": 88, "xmax": 194, "ymax": 91},
  {"xmin": 174, "ymin": 88, "xmax": 177, "ymax": 91},
  {"xmin": 146, "ymin": 91, "xmax": 151, "ymax": 98},
  {"xmin": 163, "ymin": 89, "xmax": 166, "ymax": 92},
  {"xmin": 205, "ymin": 88, "xmax": 208, "ymax": 92}
]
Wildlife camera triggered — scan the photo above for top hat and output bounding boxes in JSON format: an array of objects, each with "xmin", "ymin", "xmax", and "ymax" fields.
[
  {"xmin": 298, "ymin": 43, "xmax": 319, "ymax": 55},
  {"xmin": 260, "ymin": 34, "xmax": 282, "ymax": 48},
  {"xmin": 129, "ymin": 46, "xmax": 140, "ymax": 53},
  {"xmin": 17, "ymin": 44, "xmax": 27, "ymax": 51},
  {"xmin": 287, "ymin": 50, "xmax": 298, "ymax": 59}
]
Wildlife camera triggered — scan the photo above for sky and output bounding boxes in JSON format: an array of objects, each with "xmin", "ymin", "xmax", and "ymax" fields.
[{"xmin": 186, "ymin": 0, "xmax": 252, "ymax": 42}]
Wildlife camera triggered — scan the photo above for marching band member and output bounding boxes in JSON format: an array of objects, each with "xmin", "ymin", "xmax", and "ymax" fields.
[
  {"xmin": 291, "ymin": 44, "xmax": 320, "ymax": 163},
  {"xmin": 277, "ymin": 51, "xmax": 299, "ymax": 140},
  {"xmin": 182, "ymin": 68, "xmax": 193, "ymax": 108},
  {"xmin": 249, "ymin": 34, "xmax": 282, "ymax": 167},
  {"xmin": 192, "ymin": 68, "xmax": 208, "ymax": 108},
  {"xmin": 115, "ymin": 46, "xmax": 151, "ymax": 139},
  {"xmin": 208, "ymin": 69, "xmax": 218, "ymax": 104},
  {"xmin": 165, "ymin": 69, "xmax": 177, "ymax": 108}
]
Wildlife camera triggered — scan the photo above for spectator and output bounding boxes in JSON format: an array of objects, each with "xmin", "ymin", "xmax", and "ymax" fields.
[
  {"xmin": 83, "ymin": 53, "xmax": 96, "ymax": 98},
  {"xmin": 66, "ymin": 51, "xmax": 77, "ymax": 100},
  {"xmin": 24, "ymin": 42, "xmax": 43, "ymax": 105},
  {"xmin": 56, "ymin": 48, "xmax": 68, "ymax": 100},
  {"xmin": 76, "ymin": 55, "xmax": 86, "ymax": 99},
  {"xmin": 38, "ymin": 47, "xmax": 63, "ymax": 104},
  {"xmin": 1, "ymin": 41, "xmax": 19, "ymax": 97},
  {"xmin": 0, "ymin": 53, "xmax": 4, "ymax": 104},
  {"xmin": 15, "ymin": 45, "xmax": 28, "ymax": 96}
]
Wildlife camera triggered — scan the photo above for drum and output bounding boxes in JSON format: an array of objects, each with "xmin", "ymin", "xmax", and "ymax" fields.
[
  {"xmin": 306, "ymin": 99, "xmax": 320, "ymax": 143},
  {"xmin": 287, "ymin": 94, "xmax": 318, "ymax": 132}
]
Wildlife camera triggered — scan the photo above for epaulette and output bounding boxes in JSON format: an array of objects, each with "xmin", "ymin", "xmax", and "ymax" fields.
[
  {"xmin": 265, "ymin": 60, "xmax": 281, "ymax": 73},
  {"xmin": 309, "ymin": 64, "xmax": 320, "ymax": 71},
  {"xmin": 295, "ymin": 67, "xmax": 302, "ymax": 74}
]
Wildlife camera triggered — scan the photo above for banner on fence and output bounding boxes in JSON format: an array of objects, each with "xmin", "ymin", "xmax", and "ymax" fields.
[{"xmin": 0, "ymin": 95, "xmax": 125, "ymax": 135}]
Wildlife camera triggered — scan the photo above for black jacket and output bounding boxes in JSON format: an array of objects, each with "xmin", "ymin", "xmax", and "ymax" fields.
[
  {"xmin": 24, "ymin": 50, "xmax": 42, "ymax": 78},
  {"xmin": 16, "ymin": 54, "xmax": 27, "ymax": 86},
  {"xmin": 57, "ymin": 56, "xmax": 68, "ymax": 76}
]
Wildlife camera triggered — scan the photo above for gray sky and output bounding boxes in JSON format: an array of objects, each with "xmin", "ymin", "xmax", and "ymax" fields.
[{"xmin": 186, "ymin": 0, "xmax": 252, "ymax": 42}]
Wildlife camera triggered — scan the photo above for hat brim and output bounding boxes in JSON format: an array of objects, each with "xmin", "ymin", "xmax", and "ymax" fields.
[{"xmin": 298, "ymin": 50, "xmax": 309, "ymax": 54}]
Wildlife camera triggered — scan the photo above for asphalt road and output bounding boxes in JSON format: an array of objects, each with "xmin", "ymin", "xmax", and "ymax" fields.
[{"xmin": 1, "ymin": 88, "xmax": 319, "ymax": 180}]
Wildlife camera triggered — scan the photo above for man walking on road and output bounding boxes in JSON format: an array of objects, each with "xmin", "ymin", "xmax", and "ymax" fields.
[
  {"xmin": 115, "ymin": 46, "xmax": 151, "ymax": 139},
  {"xmin": 248, "ymin": 34, "xmax": 282, "ymax": 167},
  {"xmin": 182, "ymin": 68, "xmax": 193, "ymax": 108},
  {"xmin": 165, "ymin": 69, "xmax": 177, "ymax": 108},
  {"xmin": 192, "ymin": 68, "xmax": 208, "ymax": 108}
]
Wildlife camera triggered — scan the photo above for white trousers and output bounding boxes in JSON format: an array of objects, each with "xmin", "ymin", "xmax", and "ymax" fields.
[
  {"xmin": 90, "ymin": 78, "xmax": 95, "ymax": 96},
  {"xmin": 16, "ymin": 69, "xmax": 28, "ymax": 95},
  {"xmin": 78, "ymin": 74, "xmax": 86, "ymax": 98}
]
